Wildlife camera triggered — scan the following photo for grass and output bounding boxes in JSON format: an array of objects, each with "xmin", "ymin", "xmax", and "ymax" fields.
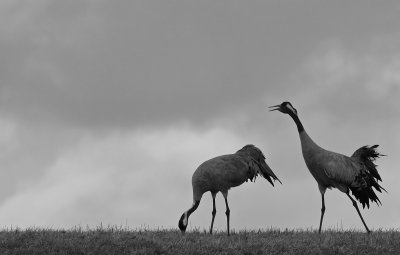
[{"xmin": 0, "ymin": 227, "xmax": 399, "ymax": 254}]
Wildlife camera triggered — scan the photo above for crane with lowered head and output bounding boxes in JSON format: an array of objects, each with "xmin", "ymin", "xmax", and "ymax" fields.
[{"xmin": 178, "ymin": 144, "xmax": 281, "ymax": 236}]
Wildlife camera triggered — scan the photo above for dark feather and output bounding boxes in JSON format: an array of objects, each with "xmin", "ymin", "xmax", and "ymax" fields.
[
  {"xmin": 236, "ymin": 144, "xmax": 282, "ymax": 186},
  {"xmin": 351, "ymin": 145, "xmax": 384, "ymax": 181},
  {"xmin": 350, "ymin": 145, "xmax": 386, "ymax": 208}
]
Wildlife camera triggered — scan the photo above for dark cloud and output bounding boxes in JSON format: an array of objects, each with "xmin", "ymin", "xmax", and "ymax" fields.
[{"xmin": 2, "ymin": 1, "xmax": 399, "ymax": 129}]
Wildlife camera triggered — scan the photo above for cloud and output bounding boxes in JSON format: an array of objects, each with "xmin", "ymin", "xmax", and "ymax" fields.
[
  {"xmin": 0, "ymin": 1, "xmax": 277, "ymax": 128},
  {"xmin": 0, "ymin": 125, "xmax": 249, "ymax": 228},
  {"xmin": 3, "ymin": 1, "xmax": 399, "ymax": 129},
  {"xmin": 0, "ymin": 118, "xmax": 17, "ymax": 151},
  {"xmin": 281, "ymin": 39, "xmax": 400, "ymax": 130}
]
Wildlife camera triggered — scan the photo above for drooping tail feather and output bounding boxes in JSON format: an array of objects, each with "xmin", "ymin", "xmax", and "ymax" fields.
[
  {"xmin": 350, "ymin": 145, "xmax": 386, "ymax": 208},
  {"xmin": 351, "ymin": 145, "xmax": 384, "ymax": 181},
  {"xmin": 258, "ymin": 159, "xmax": 282, "ymax": 186},
  {"xmin": 237, "ymin": 144, "xmax": 282, "ymax": 186}
]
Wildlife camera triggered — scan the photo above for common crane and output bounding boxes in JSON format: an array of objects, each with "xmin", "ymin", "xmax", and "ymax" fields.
[
  {"xmin": 269, "ymin": 101, "xmax": 385, "ymax": 233},
  {"xmin": 178, "ymin": 144, "xmax": 281, "ymax": 236}
]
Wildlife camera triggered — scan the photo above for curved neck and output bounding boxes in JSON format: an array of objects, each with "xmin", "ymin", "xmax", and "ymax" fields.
[
  {"xmin": 289, "ymin": 112, "xmax": 304, "ymax": 133},
  {"xmin": 187, "ymin": 200, "xmax": 199, "ymax": 216}
]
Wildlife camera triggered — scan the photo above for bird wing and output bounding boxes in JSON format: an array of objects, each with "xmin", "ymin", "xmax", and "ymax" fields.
[
  {"xmin": 235, "ymin": 144, "xmax": 282, "ymax": 186},
  {"xmin": 248, "ymin": 157, "xmax": 282, "ymax": 186},
  {"xmin": 320, "ymin": 151, "xmax": 359, "ymax": 188},
  {"xmin": 321, "ymin": 149, "xmax": 385, "ymax": 208},
  {"xmin": 192, "ymin": 154, "xmax": 252, "ymax": 194}
]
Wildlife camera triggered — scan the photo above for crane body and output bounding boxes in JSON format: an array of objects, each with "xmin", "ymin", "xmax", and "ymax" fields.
[
  {"xmin": 178, "ymin": 144, "xmax": 281, "ymax": 235},
  {"xmin": 270, "ymin": 101, "xmax": 385, "ymax": 233}
]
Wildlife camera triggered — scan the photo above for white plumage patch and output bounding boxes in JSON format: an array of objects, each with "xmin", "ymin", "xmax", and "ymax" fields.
[
  {"xmin": 182, "ymin": 212, "xmax": 188, "ymax": 226},
  {"xmin": 286, "ymin": 104, "xmax": 297, "ymax": 115}
]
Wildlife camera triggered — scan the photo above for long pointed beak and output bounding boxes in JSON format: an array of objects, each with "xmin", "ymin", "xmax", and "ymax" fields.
[{"xmin": 268, "ymin": 105, "xmax": 281, "ymax": 111}]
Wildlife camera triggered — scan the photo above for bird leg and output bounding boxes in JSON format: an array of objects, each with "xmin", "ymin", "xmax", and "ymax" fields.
[
  {"xmin": 209, "ymin": 192, "xmax": 217, "ymax": 234},
  {"xmin": 318, "ymin": 193, "xmax": 326, "ymax": 234},
  {"xmin": 346, "ymin": 192, "xmax": 371, "ymax": 234},
  {"xmin": 222, "ymin": 191, "xmax": 230, "ymax": 236},
  {"xmin": 318, "ymin": 185, "xmax": 326, "ymax": 234}
]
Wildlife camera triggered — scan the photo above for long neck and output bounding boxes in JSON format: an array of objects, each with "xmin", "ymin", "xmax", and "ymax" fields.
[
  {"xmin": 288, "ymin": 112, "xmax": 322, "ymax": 153},
  {"xmin": 289, "ymin": 112, "xmax": 304, "ymax": 133},
  {"xmin": 178, "ymin": 200, "xmax": 200, "ymax": 231},
  {"xmin": 187, "ymin": 200, "xmax": 199, "ymax": 216}
]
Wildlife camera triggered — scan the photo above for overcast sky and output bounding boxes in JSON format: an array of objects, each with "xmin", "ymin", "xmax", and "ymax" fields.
[{"xmin": 1, "ymin": 1, "xmax": 399, "ymax": 232}]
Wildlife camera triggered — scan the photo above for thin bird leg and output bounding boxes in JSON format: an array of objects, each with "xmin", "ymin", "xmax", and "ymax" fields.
[
  {"xmin": 209, "ymin": 192, "xmax": 217, "ymax": 234},
  {"xmin": 222, "ymin": 191, "xmax": 230, "ymax": 236},
  {"xmin": 346, "ymin": 192, "xmax": 371, "ymax": 234},
  {"xmin": 318, "ymin": 185, "xmax": 326, "ymax": 234},
  {"xmin": 318, "ymin": 193, "xmax": 326, "ymax": 234}
]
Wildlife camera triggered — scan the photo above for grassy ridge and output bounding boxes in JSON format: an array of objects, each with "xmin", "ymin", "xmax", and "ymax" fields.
[{"xmin": 0, "ymin": 228, "xmax": 399, "ymax": 254}]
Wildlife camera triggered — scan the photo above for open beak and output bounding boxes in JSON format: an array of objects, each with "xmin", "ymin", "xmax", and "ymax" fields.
[{"xmin": 268, "ymin": 104, "xmax": 281, "ymax": 112}]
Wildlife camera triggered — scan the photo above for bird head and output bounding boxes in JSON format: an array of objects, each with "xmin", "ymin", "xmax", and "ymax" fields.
[
  {"xmin": 178, "ymin": 212, "xmax": 188, "ymax": 233},
  {"xmin": 269, "ymin": 101, "xmax": 298, "ymax": 116}
]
